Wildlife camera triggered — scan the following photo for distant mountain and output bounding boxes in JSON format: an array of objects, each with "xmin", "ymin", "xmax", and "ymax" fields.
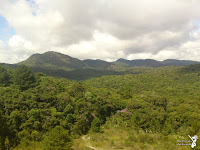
[
  {"xmin": 116, "ymin": 58, "xmax": 199, "ymax": 67},
  {"xmin": 18, "ymin": 51, "xmax": 200, "ymax": 69},
  {"xmin": 116, "ymin": 58, "xmax": 162, "ymax": 67},
  {"xmin": 116, "ymin": 58, "xmax": 132, "ymax": 65},
  {"xmin": 18, "ymin": 51, "xmax": 85, "ymax": 71},
  {"xmin": 83, "ymin": 59, "xmax": 113, "ymax": 70},
  {"xmin": 19, "ymin": 51, "xmax": 116, "ymax": 70},
  {"xmin": 17, "ymin": 51, "xmax": 119, "ymax": 80},
  {"xmin": 161, "ymin": 59, "xmax": 200, "ymax": 66},
  {"xmin": 1, "ymin": 51, "xmax": 200, "ymax": 80},
  {"xmin": 0, "ymin": 63, "xmax": 18, "ymax": 69}
]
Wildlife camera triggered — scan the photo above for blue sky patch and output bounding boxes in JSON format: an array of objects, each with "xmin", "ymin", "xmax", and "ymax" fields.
[
  {"xmin": 0, "ymin": 15, "xmax": 15, "ymax": 44},
  {"xmin": 26, "ymin": 0, "xmax": 38, "ymax": 16}
]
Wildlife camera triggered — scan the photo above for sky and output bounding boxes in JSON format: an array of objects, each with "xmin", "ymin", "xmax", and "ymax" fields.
[{"xmin": 1, "ymin": 0, "xmax": 200, "ymax": 63}]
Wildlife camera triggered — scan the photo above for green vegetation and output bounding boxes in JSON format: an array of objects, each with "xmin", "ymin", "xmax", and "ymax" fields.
[
  {"xmin": 0, "ymin": 65, "xmax": 11, "ymax": 86},
  {"xmin": 74, "ymin": 124, "xmax": 191, "ymax": 150},
  {"xmin": 3, "ymin": 51, "xmax": 196, "ymax": 80},
  {"xmin": 91, "ymin": 117, "xmax": 101, "ymax": 133},
  {"xmin": 0, "ymin": 65, "xmax": 115, "ymax": 149},
  {"xmin": 43, "ymin": 126, "xmax": 72, "ymax": 150},
  {"xmin": 13, "ymin": 65, "xmax": 36, "ymax": 90},
  {"xmin": 0, "ymin": 64, "xmax": 200, "ymax": 149}
]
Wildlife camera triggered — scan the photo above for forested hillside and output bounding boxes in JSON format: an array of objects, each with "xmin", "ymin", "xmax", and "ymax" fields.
[
  {"xmin": 0, "ymin": 65, "xmax": 116, "ymax": 149},
  {"xmin": 2, "ymin": 51, "xmax": 199, "ymax": 80},
  {"xmin": 0, "ymin": 64, "xmax": 200, "ymax": 149}
]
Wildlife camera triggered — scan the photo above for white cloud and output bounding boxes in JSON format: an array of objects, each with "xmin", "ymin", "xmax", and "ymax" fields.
[
  {"xmin": 62, "ymin": 30, "xmax": 129, "ymax": 60},
  {"xmin": 8, "ymin": 35, "xmax": 34, "ymax": 50},
  {"xmin": 0, "ymin": 0, "xmax": 200, "ymax": 63}
]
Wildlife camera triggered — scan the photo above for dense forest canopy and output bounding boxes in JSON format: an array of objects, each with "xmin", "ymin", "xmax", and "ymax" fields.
[{"xmin": 0, "ymin": 64, "xmax": 200, "ymax": 149}]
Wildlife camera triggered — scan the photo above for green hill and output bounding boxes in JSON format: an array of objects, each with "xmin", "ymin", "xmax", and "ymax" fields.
[
  {"xmin": 116, "ymin": 58, "xmax": 199, "ymax": 67},
  {"xmin": 83, "ymin": 59, "xmax": 113, "ymax": 70},
  {"xmin": 1, "ymin": 51, "xmax": 200, "ymax": 80},
  {"xmin": 18, "ymin": 51, "xmax": 85, "ymax": 71}
]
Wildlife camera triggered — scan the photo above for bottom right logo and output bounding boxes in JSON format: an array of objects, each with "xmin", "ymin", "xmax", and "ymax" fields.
[{"xmin": 188, "ymin": 135, "xmax": 198, "ymax": 148}]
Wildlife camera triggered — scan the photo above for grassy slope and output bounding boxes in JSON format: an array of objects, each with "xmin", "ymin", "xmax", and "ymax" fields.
[{"xmin": 73, "ymin": 125, "xmax": 190, "ymax": 150}]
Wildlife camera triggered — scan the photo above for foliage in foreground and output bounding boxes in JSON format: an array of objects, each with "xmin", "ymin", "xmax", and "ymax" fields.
[
  {"xmin": 0, "ymin": 65, "xmax": 114, "ymax": 149},
  {"xmin": 43, "ymin": 126, "xmax": 72, "ymax": 150},
  {"xmin": 0, "ymin": 65, "xmax": 200, "ymax": 149}
]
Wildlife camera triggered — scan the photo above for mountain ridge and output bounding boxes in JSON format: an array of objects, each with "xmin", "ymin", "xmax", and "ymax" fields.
[
  {"xmin": 1, "ymin": 51, "xmax": 200, "ymax": 80},
  {"xmin": 19, "ymin": 51, "xmax": 200, "ymax": 68}
]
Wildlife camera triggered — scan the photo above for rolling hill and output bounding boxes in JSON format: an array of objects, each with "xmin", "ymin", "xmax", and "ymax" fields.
[
  {"xmin": 1, "ymin": 51, "xmax": 200, "ymax": 80},
  {"xmin": 116, "ymin": 58, "xmax": 200, "ymax": 67},
  {"xmin": 18, "ymin": 51, "xmax": 85, "ymax": 71}
]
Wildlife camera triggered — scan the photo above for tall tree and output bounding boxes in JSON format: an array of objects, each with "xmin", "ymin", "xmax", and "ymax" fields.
[
  {"xmin": 0, "ymin": 111, "xmax": 13, "ymax": 150},
  {"xmin": 43, "ymin": 126, "xmax": 72, "ymax": 150},
  {"xmin": 13, "ymin": 65, "xmax": 36, "ymax": 90},
  {"xmin": 0, "ymin": 66, "xmax": 10, "ymax": 86},
  {"xmin": 91, "ymin": 117, "xmax": 101, "ymax": 132}
]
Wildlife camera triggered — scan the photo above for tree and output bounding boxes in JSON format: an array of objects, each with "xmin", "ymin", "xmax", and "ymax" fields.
[
  {"xmin": 13, "ymin": 65, "xmax": 36, "ymax": 90},
  {"xmin": 10, "ymin": 110, "xmax": 24, "ymax": 131},
  {"xmin": 4, "ymin": 137, "xmax": 9, "ymax": 150},
  {"xmin": 43, "ymin": 126, "xmax": 72, "ymax": 150},
  {"xmin": 91, "ymin": 117, "xmax": 101, "ymax": 132},
  {"xmin": 71, "ymin": 82, "xmax": 86, "ymax": 98},
  {"xmin": 0, "ymin": 111, "xmax": 13, "ymax": 150},
  {"xmin": 120, "ymin": 85, "xmax": 132, "ymax": 99},
  {"xmin": 0, "ymin": 66, "xmax": 10, "ymax": 86}
]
